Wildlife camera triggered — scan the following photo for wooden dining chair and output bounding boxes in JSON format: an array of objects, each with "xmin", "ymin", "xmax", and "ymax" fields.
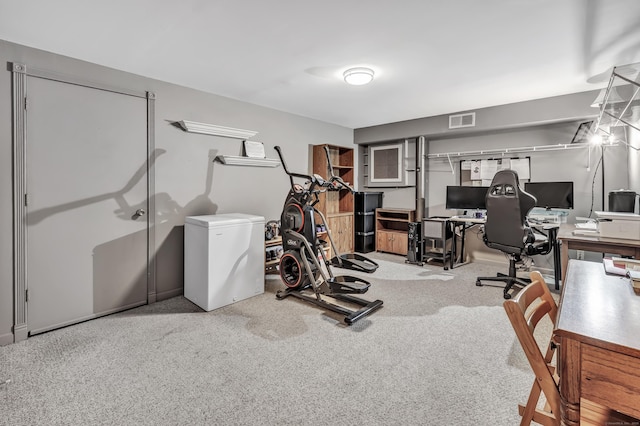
[{"xmin": 503, "ymin": 271, "xmax": 560, "ymax": 426}]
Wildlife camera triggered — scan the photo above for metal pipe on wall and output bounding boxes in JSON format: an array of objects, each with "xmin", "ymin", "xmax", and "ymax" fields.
[{"xmin": 416, "ymin": 136, "xmax": 426, "ymax": 220}]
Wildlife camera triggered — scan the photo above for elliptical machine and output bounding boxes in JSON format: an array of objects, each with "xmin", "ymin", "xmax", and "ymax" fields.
[{"xmin": 273, "ymin": 145, "xmax": 383, "ymax": 324}]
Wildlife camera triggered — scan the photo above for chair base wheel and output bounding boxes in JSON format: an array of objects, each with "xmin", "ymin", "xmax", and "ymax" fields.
[
  {"xmin": 476, "ymin": 280, "xmax": 482, "ymax": 286},
  {"xmin": 503, "ymin": 293, "xmax": 512, "ymax": 300}
]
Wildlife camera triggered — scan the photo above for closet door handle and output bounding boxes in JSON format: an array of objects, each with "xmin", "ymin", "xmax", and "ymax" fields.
[{"xmin": 133, "ymin": 208, "xmax": 146, "ymax": 219}]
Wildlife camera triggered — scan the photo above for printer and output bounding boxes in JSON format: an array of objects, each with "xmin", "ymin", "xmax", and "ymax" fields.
[{"xmin": 595, "ymin": 211, "xmax": 640, "ymax": 240}]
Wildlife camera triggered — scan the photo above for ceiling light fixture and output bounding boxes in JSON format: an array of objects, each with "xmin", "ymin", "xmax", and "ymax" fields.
[{"xmin": 343, "ymin": 67, "xmax": 374, "ymax": 86}]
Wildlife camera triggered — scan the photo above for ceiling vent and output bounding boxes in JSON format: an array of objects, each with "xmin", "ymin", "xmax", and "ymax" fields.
[{"xmin": 449, "ymin": 112, "xmax": 476, "ymax": 129}]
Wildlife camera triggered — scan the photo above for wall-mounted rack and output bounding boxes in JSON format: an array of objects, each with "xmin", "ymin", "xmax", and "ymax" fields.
[
  {"xmin": 427, "ymin": 142, "xmax": 589, "ymax": 160},
  {"xmin": 215, "ymin": 155, "xmax": 280, "ymax": 167},
  {"xmin": 177, "ymin": 120, "xmax": 258, "ymax": 140},
  {"xmin": 428, "ymin": 142, "xmax": 614, "ymax": 174}
]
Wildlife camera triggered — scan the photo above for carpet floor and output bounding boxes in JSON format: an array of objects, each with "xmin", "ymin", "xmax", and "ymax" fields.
[{"xmin": 0, "ymin": 252, "xmax": 557, "ymax": 425}]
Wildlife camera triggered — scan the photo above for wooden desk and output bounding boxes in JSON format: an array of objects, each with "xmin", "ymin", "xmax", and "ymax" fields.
[
  {"xmin": 554, "ymin": 260, "xmax": 640, "ymax": 425},
  {"xmin": 557, "ymin": 224, "xmax": 640, "ymax": 283}
]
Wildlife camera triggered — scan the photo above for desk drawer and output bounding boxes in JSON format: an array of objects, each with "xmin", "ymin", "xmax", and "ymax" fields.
[{"xmin": 581, "ymin": 344, "xmax": 640, "ymax": 419}]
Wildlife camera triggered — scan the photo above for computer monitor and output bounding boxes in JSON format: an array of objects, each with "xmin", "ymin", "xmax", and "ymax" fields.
[
  {"xmin": 524, "ymin": 181, "xmax": 574, "ymax": 210},
  {"xmin": 445, "ymin": 186, "xmax": 489, "ymax": 210}
]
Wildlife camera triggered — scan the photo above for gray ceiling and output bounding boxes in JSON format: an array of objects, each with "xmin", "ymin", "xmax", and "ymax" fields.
[{"xmin": 1, "ymin": 0, "xmax": 640, "ymax": 129}]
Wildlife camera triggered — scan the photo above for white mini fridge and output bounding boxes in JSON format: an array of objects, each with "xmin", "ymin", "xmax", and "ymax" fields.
[{"xmin": 184, "ymin": 213, "xmax": 265, "ymax": 311}]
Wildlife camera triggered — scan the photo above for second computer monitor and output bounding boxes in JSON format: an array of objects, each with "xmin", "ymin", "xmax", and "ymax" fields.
[
  {"xmin": 524, "ymin": 181, "xmax": 574, "ymax": 210},
  {"xmin": 445, "ymin": 186, "xmax": 489, "ymax": 210}
]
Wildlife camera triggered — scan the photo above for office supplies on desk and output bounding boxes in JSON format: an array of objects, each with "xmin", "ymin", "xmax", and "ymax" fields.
[
  {"xmin": 611, "ymin": 257, "xmax": 640, "ymax": 269},
  {"xmin": 603, "ymin": 257, "xmax": 627, "ymax": 276},
  {"xmin": 575, "ymin": 221, "xmax": 597, "ymax": 229},
  {"xmin": 611, "ymin": 257, "xmax": 640, "ymax": 294},
  {"xmin": 572, "ymin": 229, "xmax": 599, "ymax": 236},
  {"xmin": 572, "ymin": 221, "xmax": 598, "ymax": 235},
  {"xmin": 628, "ymin": 271, "xmax": 640, "ymax": 294}
]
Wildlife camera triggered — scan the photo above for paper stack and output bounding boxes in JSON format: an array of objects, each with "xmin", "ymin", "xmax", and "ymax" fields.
[{"xmin": 611, "ymin": 257, "xmax": 640, "ymax": 295}]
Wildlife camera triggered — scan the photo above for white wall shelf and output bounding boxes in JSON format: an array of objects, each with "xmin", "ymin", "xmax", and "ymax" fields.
[
  {"xmin": 178, "ymin": 120, "xmax": 258, "ymax": 140},
  {"xmin": 215, "ymin": 155, "xmax": 280, "ymax": 167}
]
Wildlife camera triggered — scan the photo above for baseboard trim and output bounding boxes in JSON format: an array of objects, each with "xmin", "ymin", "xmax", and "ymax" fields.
[
  {"xmin": 0, "ymin": 332, "xmax": 14, "ymax": 346},
  {"xmin": 155, "ymin": 287, "xmax": 182, "ymax": 302}
]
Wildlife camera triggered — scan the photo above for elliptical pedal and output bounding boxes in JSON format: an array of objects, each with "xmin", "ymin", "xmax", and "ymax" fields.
[
  {"xmin": 326, "ymin": 276, "xmax": 370, "ymax": 294},
  {"xmin": 330, "ymin": 253, "xmax": 379, "ymax": 273}
]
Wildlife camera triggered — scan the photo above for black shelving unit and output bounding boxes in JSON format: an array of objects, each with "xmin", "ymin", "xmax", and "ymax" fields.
[{"xmin": 354, "ymin": 192, "xmax": 383, "ymax": 253}]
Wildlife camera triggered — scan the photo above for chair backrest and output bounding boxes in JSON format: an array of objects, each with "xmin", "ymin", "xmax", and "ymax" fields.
[
  {"xmin": 484, "ymin": 169, "xmax": 536, "ymax": 254},
  {"xmin": 503, "ymin": 271, "xmax": 560, "ymax": 425}
]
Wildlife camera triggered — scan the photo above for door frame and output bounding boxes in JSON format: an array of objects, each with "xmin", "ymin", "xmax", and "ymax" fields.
[{"xmin": 10, "ymin": 62, "xmax": 156, "ymax": 342}]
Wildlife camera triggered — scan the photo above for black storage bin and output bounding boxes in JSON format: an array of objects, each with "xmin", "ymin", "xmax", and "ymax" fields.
[
  {"xmin": 354, "ymin": 192, "xmax": 383, "ymax": 253},
  {"xmin": 609, "ymin": 190, "xmax": 637, "ymax": 213},
  {"xmin": 355, "ymin": 212, "xmax": 376, "ymax": 233},
  {"xmin": 355, "ymin": 232, "xmax": 376, "ymax": 253},
  {"xmin": 355, "ymin": 192, "xmax": 383, "ymax": 214}
]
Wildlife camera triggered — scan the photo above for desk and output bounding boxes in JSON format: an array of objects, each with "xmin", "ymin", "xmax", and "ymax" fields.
[
  {"xmin": 554, "ymin": 260, "xmax": 640, "ymax": 425},
  {"xmin": 448, "ymin": 216, "xmax": 485, "ymax": 269},
  {"xmin": 448, "ymin": 217, "xmax": 561, "ymax": 289},
  {"xmin": 557, "ymin": 224, "xmax": 640, "ymax": 283}
]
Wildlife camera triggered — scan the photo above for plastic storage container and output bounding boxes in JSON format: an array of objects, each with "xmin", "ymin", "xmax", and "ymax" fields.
[
  {"xmin": 609, "ymin": 190, "xmax": 637, "ymax": 213},
  {"xmin": 354, "ymin": 192, "xmax": 383, "ymax": 253}
]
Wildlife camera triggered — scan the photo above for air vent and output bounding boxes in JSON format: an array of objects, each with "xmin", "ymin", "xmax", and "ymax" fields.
[{"xmin": 449, "ymin": 112, "xmax": 476, "ymax": 129}]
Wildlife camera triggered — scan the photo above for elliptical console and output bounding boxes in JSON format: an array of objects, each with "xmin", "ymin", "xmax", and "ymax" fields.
[{"xmin": 273, "ymin": 146, "xmax": 383, "ymax": 324}]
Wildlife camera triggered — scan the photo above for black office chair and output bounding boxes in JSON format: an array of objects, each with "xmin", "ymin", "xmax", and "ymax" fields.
[{"xmin": 476, "ymin": 170, "xmax": 552, "ymax": 299}]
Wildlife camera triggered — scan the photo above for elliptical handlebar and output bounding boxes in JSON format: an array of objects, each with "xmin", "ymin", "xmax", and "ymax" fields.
[
  {"xmin": 275, "ymin": 145, "xmax": 317, "ymax": 189},
  {"xmin": 274, "ymin": 146, "xmax": 337, "ymax": 195},
  {"xmin": 323, "ymin": 145, "xmax": 355, "ymax": 193}
]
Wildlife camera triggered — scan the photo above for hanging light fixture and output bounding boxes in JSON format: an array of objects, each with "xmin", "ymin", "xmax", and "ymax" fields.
[{"xmin": 343, "ymin": 67, "xmax": 375, "ymax": 85}]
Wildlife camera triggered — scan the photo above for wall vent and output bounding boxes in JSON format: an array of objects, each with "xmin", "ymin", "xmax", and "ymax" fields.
[{"xmin": 449, "ymin": 112, "xmax": 476, "ymax": 129}]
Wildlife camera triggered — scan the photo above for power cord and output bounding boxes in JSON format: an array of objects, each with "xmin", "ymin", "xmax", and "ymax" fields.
[{"xmin": 588, "ymin": 147, "xmax": 604, "ymax": 218}]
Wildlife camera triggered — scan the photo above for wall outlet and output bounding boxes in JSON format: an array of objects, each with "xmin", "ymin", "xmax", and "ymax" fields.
[{"xmin": 576, "ymin": 250, "xmax": 585, "ymax": 260}]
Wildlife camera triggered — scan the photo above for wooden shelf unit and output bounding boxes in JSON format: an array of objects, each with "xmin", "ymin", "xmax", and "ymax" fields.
[
  {"xmin": 375, "ymin": 208, "xmax": 415, "ymax": 256},
  {"xmin": 265, "ymin": 237, "xmax": 283, "ymax": 274},
  {"xmin": 312, "ymin": 144, "xmax": 354, "ymax": 254}
]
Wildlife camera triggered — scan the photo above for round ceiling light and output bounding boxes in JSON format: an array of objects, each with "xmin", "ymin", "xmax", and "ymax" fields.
[{"xmin": 343, "ymin": 67, "xmax": 374, "ymax": 85}]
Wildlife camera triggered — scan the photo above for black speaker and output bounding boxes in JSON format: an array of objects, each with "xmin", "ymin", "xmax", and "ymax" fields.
[
  {"xmin": 609, "ymin": 190, "xmax": 636, "ymax": 213},
  {"xmin": 407, "ymin": 222, "xmax": 423, "ymax": 263}
]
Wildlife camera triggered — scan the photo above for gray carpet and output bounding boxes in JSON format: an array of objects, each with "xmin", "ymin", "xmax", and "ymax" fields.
[{"xmin": 0, "ymin": 253, "xmax": 556, "ymax": 425}]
